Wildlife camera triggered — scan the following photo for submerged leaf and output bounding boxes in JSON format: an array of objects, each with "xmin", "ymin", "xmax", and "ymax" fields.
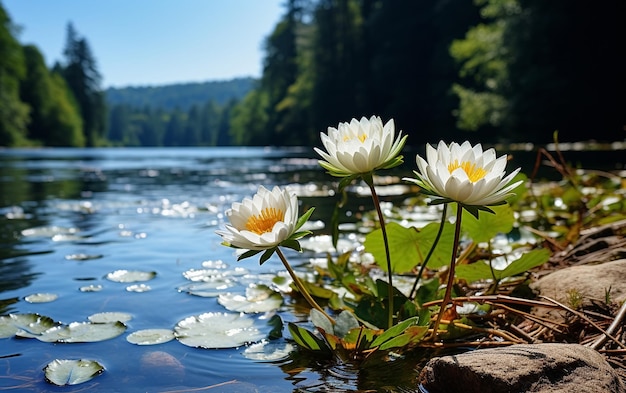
[{"xmin": 44, "ymin": 359, "xmax": 104, "ymax": 386}]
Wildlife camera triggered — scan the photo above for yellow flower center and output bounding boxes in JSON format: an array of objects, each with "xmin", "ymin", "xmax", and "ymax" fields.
[
  {"xmin": 245, "ymin": 207, "xmax": 284, "ymax": 234},
  {"xmin": 448, "ymin": 160, "xmax": 487, "ymax": 183},
  {"xmin": 343, "ymin": 133, "xmax": 368, "ymax": 143}
]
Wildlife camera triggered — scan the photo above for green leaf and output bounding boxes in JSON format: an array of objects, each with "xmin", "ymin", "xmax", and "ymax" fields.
[
  {"xmin": 44, "ymin": 359, "xmax": 104, "ymax": 386},
  {"xmin": 258, "ymin": 248, "xmax": 276, "ymax": 265},
  {"xmin": 461, "ymin": 203, "xmax": 515, "ymax": 243},
  {"xmin": 377, "ymin": 326, "xmax": 428, "ymax": 350},
  {"xmin": 280, "ymin": 239, "xmax": 302, "ymax": 252},
  {"xmin": 333, "ymin": 310, "xmax": 360, "ymax": 338},
  {"xmin": 237, "ymin": 249, "xmax": 263, "ymax": 261},
  {"xmin": 371, "ymin": 316, "xmax": 419, "ymax": 347},
  {"xmin": 456, "ymin": 248, "xmax": 551, "ymax": 282},
  {"xmin": 295, "ymin": 207, "xmax": 315, "ymax": 231},
  {"xmin": 364, "ymin": 221, "xmax": 455, "ymax": 273},
  {"xmin": 287, "ymin": 323, "xmax": 331, "ymax": 353},
  {"xmin": 500, "ymin": 248, "xmax": 551, "ymax": 278}
]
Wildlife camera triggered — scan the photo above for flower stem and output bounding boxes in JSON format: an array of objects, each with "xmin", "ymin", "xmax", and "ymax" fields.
[
  {"xmin": 367, "ymin": 181, "xmax": 394, "ymax": 329},
  {"xmin": 409, "ymin": 203, "xmax": 448, "ymax": 300},
  {"xmin": 276, "ymin": 247, "xmax": 335, "ymax": 325},
  {"xmin": 430, "ymin": 202, "xmax": 463, "ymax": 340}
]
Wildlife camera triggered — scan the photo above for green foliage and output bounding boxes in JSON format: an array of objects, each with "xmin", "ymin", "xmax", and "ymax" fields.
[
  {"xmin": 59, "ymin": 23, "xmax": 106, "ymax": 146},
  {"xmin": 461, "ymin": 203, "xmax": 515, "ymax": 243},
  {"xmin": 0, "ymin": 4, "xmax": 29, "ymax": 146},
  {"xmin": 455, "ymin": 248, "xmax": 550, "ymax": 283},
  {"xmin": 364, "ymin": 221, "xmax": 455, "ymax": 273}
]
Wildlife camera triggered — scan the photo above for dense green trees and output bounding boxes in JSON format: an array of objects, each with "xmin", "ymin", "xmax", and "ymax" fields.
[
  {"xmin": 0, "ymin": 5, "xmax": 101, "ymax": 147},
  {"xmin": 58, "ymin": 23, "xmax": 106, "ymax": 147},
  {"xmin": 0, "ymin": 5, "xmax": 29, "ymax": 146},
  {"xmin": 231, "ymin": 0, "xmax": 625, "ymax": 146},
  {"xmin": 2, "ymin": 0, "xmax": 624, "ymax": 147}
]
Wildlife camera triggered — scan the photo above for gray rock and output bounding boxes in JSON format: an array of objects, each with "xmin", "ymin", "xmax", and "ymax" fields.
[
  {"xmin": 530, "ymin": 258, "xmax": 626, "ymax": 321},
  {"xmin": 419, "ymin": 343, "xmax": 624, "ymax": 393}
]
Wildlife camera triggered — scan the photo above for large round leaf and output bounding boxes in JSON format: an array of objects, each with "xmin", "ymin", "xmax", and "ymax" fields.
[
  {"xmin": 218, "ymin": 284, "xmax": 283, "ymax": 313},
  {"xmin": 44, "ymin": 359, "xmax": 104, "ymax": 386},
  {"xmin": 37, "ymin": 321, "xmax": 126, "ymax": 343},
  {"xmin": 174, "ymin": 312, "xmax": 264, "ymax": 349}
]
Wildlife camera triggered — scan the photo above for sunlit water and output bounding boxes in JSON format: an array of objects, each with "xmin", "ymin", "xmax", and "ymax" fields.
[
  {"xmin": 1, "ymin": 146, "xmax": 623, "ymax": 392},
  {"xmin": 0, "ymin": 147, "xmax": 426, "ymax": 392}
]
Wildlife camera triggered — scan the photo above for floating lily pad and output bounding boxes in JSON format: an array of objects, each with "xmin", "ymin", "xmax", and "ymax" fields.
[
  {"xmin": 218, "ymin": 284, "xmax": 283, "ymax": 313},
  {"xmin": 178, "ymin": 280, "xmax": 235, "ymax": 297},
  {"xmin": 175, "ymin": 312, "xmax": 264, "ymax": 349},
  {"xmin": 106, "ymin": 270, "xmax": 156, "ymax": 283},
  {"xmin": 127, "ymin": 329, "xmax": 175, "ymax": 345},
  {"xmin": 242, "ymin": 340, "xmax": 294, "ymax": 361},
  {"xmin": 88, "ymin": 312, "xmax": 132, "ymax": 323},
  {"xmin": 36, "ymin": 321, "xmax": 126, "ymax": 343},
  {"xmin": 1, "ymin": 313, "xmax": 60, "ymax": 338},
  {"xmin": 24, "ymin": 293, "xmax": 58, "ymax": 303},
  {"xmin": 44, "ymin": 359, "xmax": 104, "ymax": 386}
]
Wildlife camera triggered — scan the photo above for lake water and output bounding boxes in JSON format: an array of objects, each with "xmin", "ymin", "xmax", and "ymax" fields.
[
  {"xmin": 0, "ymin": 147, "xmax": 428, "ymax": 392},
  {"xmin": 1, "ymin": 146, "xmax": 623, "ymax": 392}
]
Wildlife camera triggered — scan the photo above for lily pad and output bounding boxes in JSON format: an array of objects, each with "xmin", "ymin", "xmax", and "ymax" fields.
[
  {"xmin": 127, "ymin": 329, "xmax": 175, "ymax": 345},
  {"xmin": 174, "ymin": 312, "xmax": 265, "ymax": 349},
  {"xmin": 24, "ymin": 293, "xmax": 58, "ymax": 303},
  {"xmin": 242, "ymin": 340, "xmax": 294, "ymax": 361},
  {"xmin": 88, "ymin": 312, "xmax": 133, "ymax": 323},
  {"xmin": 178, "ymin": 280, "xmax": 235, "ymax": 297},
  {"xmin": 105, "ymin": 270, "xmax": 156, "ymax": 283},
  {"xmin": 36, "ymin": 321, "xmax": 127, "ymax": 343},
  {"xmin": 218, "ymin": 284, "xmax": 283, "ymax": 313},
  {"xmin": 44, "ymin": 359, "xmax": 104, "ymax": 386},
  {"xmin": 1, "ymin": 313, "xmax": 60, "ymax": 338}
]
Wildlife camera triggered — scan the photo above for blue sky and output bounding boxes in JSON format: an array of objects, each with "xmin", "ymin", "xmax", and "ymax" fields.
[{"xmin": 3, "ymin": 0, "xmax": 285, "ymax": 88}]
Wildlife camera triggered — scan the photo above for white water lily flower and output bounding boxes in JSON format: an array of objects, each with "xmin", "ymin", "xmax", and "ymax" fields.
[
  {"xmin": 314, "ymin": 115, "xmax": 407, "ymax": 177},
  {"xmin": 405, "ymin": 141, "xmax": 522, "ymax": 207},
  {"xmin": 216, "ymin": 185, "xmax": 299, "ymax": 251}
]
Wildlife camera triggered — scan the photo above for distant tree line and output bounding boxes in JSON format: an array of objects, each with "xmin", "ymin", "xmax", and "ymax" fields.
[
  {"xmin": 1, "ymin": 0, "xmax": 624, "ymax": 148},
  {"xmin": 230, "ymin": 0, "xmax": 625, "ymax": 146}
]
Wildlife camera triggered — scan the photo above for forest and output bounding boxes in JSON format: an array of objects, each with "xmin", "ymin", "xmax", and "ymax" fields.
[{"xmin": 0, "ymin": 0, "xmax": 624, "ymax": 148}]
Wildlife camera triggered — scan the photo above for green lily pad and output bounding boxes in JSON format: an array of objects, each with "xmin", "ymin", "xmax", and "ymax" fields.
[
  {"xmin": 175, "ymin": 312, "xmax": 265, "ymax": 349},
  {"xmin": 242, "ymin": 340, "xmax": 294, "ymax": 361},
  {"xmin": 88, "ymin": 312, "xmax": 133, "ymax": 323},
  {"xmin": 218, "ymin": 284, "xmax": 283, "ymax": 313},
  {"xmin": 105, "ymin": 270, "xmax": 156, "ymax": 283},
  {"xmin": 44, "ymin": 359, "xmax": 104, "ymax": 386},
  {"xmin": 1, "ymin": 313, "xmax": 60, "ymax": 338},
  {"xmin": 178, "ymin": 280, "xmax": 235, "ymax": 297},
  {"xmin": 36, "ymin": 321, "xmax": 127, "ymax": 343},
  {"xmin": 24, "ymin": 293, "xmax": 58, "ymax": 303},
  {"xmin": 127, "ymin": 329, "xmax": 175, "ymax": 345}
]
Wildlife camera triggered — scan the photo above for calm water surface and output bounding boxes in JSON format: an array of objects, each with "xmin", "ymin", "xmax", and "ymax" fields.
[
  {"xmin": 1, "ymin": 147, "xmax": 424, "ymax": 392},
  {"xmin": 1, "ymin": 146, "xmax": 623, "ymax": 392}
]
